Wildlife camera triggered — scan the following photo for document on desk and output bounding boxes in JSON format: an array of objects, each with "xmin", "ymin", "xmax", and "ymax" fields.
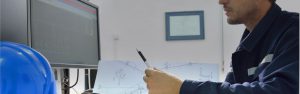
[{"xmin": 93, "ymin": 60, "xmax": 219, "ymax": 94}]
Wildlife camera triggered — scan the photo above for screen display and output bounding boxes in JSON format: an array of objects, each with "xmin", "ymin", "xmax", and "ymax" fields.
[{"xmin": 30, "ymin": 0, "xmax": 99, "ymax": 67}]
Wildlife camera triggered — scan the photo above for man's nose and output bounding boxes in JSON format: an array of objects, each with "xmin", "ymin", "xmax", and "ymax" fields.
[{"xmin": 219, "ymin": 0, "xmax": 228, "ymax": 5}]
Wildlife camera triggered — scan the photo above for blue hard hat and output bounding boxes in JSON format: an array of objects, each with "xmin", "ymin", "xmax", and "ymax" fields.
[{"xmin": 0, "ymin": 41, "xmax": 56, "ymax": 94}]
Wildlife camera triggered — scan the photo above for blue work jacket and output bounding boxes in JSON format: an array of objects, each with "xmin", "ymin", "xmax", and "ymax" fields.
[{"xmin": 180, "ymin": 3, "xmax": 299, "ymax": 94}]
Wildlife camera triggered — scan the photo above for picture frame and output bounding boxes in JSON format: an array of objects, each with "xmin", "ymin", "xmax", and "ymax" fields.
[{"xmin": 165, "ymin": 11, "xmax": 205, "ymax": 41}]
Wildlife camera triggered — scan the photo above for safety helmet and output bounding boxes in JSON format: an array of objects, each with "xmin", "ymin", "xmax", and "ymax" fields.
[{"xmin": 0, "ymin": 41, "xmax": 56, "ymax": 94}]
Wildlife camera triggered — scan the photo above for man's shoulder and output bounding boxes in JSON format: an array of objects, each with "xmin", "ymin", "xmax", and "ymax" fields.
[
  {"xmin": 270, "ymin": 11, "xmax": 298, "ymax": 53},
  {"xmin": 280, "ymin": 11, "xmax": 299, "ymax": 24},
  {"xmin": 271, "ymin": 11, "xmax": 299, "ymax": 33}
]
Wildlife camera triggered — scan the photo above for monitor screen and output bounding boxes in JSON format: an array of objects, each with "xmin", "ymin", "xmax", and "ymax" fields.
[{"xmin": 30, "ymin": 0, "xmax": 100, "ymax": 68}]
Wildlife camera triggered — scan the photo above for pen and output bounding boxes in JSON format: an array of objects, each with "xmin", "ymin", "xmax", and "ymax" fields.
[{"xmin": 136, "ymin": 49, "xmax": 151, "ymax": 68}]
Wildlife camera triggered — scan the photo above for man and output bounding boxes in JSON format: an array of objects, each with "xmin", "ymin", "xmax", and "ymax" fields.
[{"xmin": 143, "ymin": 0, "xmax": 299, "ymax": 94}]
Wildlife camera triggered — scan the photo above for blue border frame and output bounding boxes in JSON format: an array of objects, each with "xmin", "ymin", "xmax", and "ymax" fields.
[{"xmin": 165, "ymin": 11, "xmax": 205, "ymax": 41}]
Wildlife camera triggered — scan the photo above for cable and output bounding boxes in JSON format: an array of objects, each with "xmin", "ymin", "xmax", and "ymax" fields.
[
  {"xmin": 70, "ymin": 86, "xmax": 79, "ymax": 94},
  {"xmin": 88, "ymin": 69, "xmax": 92, "ymax": 89},
  {"xmin": 63, "ymin": 83, "xmax": 79, "ymax": 94},
  {"xmin": 68, "ymin": 68, "xmax": 79, "ymax": 88},
  {"xmin": 63, "ymin": 69, "xmax": 79, "ymax": 94}
]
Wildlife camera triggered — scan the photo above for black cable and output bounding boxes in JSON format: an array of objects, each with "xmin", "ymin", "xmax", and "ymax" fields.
[
  {"xmin": 68, "ymin": 68, "xmax": 79, "ymax": 88},
  {"xmin": 62, "ymin": 69, "xmax": 79, "ymax": 94}
]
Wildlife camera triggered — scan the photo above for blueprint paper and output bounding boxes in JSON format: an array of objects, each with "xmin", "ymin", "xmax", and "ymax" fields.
[{"xmin": 93, "ymin": 60, "xmax": 219, "ymax": 94}]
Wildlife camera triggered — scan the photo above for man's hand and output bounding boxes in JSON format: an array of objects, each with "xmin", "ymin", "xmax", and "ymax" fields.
[{"xmin": 143, "ymin": 68, "xmax": 183, "ymax": 94}]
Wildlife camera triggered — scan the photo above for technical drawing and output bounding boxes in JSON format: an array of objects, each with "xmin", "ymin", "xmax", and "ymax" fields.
[
  {"xmin": 93, "ymin": 60, "xmax": 219, "ymax": 94},
  {"xmin": 113, "ymin": 69, "xmax": 127, "ymax": 85},
  {"xmin": 199, "ymin": 67, "xmax": 213, "ymax": 81},
  {"xmin": 124, "ymin": 85, "xmax": 146, "ymax": 94}
]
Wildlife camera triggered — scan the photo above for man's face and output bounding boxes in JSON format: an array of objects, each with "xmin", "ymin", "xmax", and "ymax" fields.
[{"xmin": 219, "ymin": 0, "xmax": 258, "ymax": 24}]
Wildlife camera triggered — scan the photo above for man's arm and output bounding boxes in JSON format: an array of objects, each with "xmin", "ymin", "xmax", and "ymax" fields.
[
  {"xmin": 144, "ymin": 35, "xmax": 298, "ymax": 94},
  {"xmin": 180, "ymin": 21, "xmax": 299, "ymax": 94},
  {"xmin": 181, "ymin": 61, "xmax": 298, "ymax": 94}
]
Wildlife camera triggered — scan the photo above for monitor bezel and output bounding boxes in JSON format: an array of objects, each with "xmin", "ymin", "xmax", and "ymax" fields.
[{"xmin": 27, "ymin": 0, "xmax": 100, "ymax": 68}]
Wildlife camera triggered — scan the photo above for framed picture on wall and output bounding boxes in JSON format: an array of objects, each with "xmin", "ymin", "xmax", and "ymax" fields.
[{"xmin": 165, "ymin": 11, "xmax": 205, "ymax": 41}]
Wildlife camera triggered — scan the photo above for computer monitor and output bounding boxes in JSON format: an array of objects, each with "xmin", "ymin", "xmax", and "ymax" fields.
[
  {"xmin": 1, "ymin": 0, "xmax": 100, "ymax": 68},
  {"xmin": 29, "ymin": 0, "xmax": 100, "ymax": 68}
]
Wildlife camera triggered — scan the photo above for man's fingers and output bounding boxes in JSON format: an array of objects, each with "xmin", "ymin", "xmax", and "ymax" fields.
[
  {"xmin": 143, "ymin": 76, "xmax": 150, "ymax": 89},
  {"xmin": 147, "ymin": 84, "xmax": 150, "ymax": 89},
  {"xmin": 145, "ymin": 68, "xmax": 153, "ymax": 77},
  {"xmin": 153, "ymin": 67, "xmax": 161, "ymax": 71},
  {"xmin": 143, "ymin": 75, "xmax": 148, "ymax": 82},
  {"xmin": 145, "ymin": 68, "xmax": 164, "ymax": 77}
]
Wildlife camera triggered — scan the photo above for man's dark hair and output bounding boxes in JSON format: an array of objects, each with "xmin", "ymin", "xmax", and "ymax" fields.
[{"xmin": 269, "ymin": 0, "xmax": 276, "ymax": 2}]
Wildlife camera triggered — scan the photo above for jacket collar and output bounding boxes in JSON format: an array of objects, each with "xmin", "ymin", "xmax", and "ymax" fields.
[{"xmin": 238, "ymin": 3, "xmax": 282, "ymax": 52}]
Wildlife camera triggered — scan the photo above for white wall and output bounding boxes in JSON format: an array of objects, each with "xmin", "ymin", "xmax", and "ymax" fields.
[
  {"xmin": 91, "ymin": 0, "xmax": 223, "ymax": 64},
  {"xmin": 221, "ymin": 15, "xmax": 244, "ymax": 81}
]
